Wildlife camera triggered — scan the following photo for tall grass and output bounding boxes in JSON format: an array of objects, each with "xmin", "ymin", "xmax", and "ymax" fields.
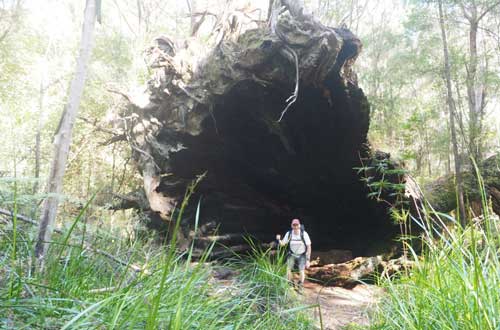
[
  {"xmin": 0, "ymin": 184, "xmax": 314, "ymax": 329},
  {"xmin": 233, "ymin": 239, "xmax": 315, "ymax": 329},
  {"xmin": 373, "ymin": 167, "xmax": 500, "ymax": 330}
]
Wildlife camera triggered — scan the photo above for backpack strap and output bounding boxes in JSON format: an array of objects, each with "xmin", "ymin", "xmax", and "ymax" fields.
[
  {"xmin": 287, "ymin": 229, "xmax": 307, "ymax": 256},
  {"xmin": 286, "ymin": 230, "xmax": 292, "ymax": 254},
  {"xmin": 300, "ymin": 228, "xmax": 306, "ymax": 248},
  {"xmin": 299, "ymin": 228, "xmax": 307, "ymax": 256}
]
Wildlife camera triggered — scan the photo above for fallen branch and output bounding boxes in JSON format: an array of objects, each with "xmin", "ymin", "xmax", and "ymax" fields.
[
  {"xmin": 0, "ymin": 208, "xmax": 63, "ymax": 234},
  {"xmin": 0, "ymin": 208, "xmax": 148, "ymax": 274},
  {"xmin": 306, "ymin": 256, "xmax": 414, "ymax": 288}
]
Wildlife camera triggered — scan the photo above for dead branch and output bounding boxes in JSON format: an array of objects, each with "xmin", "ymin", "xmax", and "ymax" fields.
[
  {"xmin": 191, "ymin": 11, "xmax": 209, "ymax": 37},
  {"xmin": 0, "ymin": 208, "xmax": 63, "ymax": 234},
  {"xmin": 77, "ymin": 116, "xmax": 127, "ymax": 146},
  {"xmin": 99, "ymin": 134, "xmax": 127, "ymax": 146},
  {"xmin": 0, "ymin": 208, "xmax": 148, "ymax": 274},
  {"xmin": 106, "ymin": 88, "xmax": 136, "ymax": 105},
  {"xmin": 78, "ymin": 116, "xmax": 123, "ymax": 136}
]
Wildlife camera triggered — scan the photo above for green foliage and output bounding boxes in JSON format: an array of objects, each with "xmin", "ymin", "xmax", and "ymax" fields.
[
  {"xmin": 0, "ymin": 183, "xmax": 314, "ymax": 329},
  {"xmin": 372, "ymin": 170, "xmax": 500, "ymax": 330},
  {"xmin": 232, "ymin": 240, "xmax": 316, "ymax": 329},
  {"xmin": 355, "ymin": 156, "xmax": 408, "ymax": 209}
]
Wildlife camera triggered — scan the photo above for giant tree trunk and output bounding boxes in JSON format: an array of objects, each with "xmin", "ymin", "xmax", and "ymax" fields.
[
  {"xmin": 119, "ymin": 1, "xmax": 414, "ymax": 257},
  {"xmin": 34, "ymin": 0, "xmax": 97, "ymax": 263}
]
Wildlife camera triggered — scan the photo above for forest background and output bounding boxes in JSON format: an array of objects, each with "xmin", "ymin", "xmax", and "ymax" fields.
[
  {"xmin": 2, "ymin": 1, "xmax": 500, "ymax": 329},
  {"xmin": 1, "ymin": 0, "xmax": 500, "ymax": 229}
]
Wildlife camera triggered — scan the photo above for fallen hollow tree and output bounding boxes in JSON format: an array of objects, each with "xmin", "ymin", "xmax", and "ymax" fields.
[{"xmin": 117, "ymin": 1, "xmax": 414, "ymax": 256}]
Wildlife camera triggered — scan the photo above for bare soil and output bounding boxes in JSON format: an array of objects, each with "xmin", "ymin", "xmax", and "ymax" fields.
[{"xmin": 300, "ymin": 281, "xmax": 382, "ymax": 330}]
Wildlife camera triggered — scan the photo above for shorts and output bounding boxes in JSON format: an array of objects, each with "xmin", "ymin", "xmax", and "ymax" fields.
[{"xmin": 287, "ymin": 253, "xmax": 306, "ymax": 271}]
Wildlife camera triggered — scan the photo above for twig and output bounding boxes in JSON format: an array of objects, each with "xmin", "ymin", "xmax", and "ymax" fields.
[
  {"xmin": 78, "ymin": 116, "xmax": 127, "ymax": 146},
  {"xmin": 106, "ymin": 88, "xmax": 135, "ymax": 105},
  {"xmin": 78, "ymin": 116, "xmax": 123, "ymax": 136}
]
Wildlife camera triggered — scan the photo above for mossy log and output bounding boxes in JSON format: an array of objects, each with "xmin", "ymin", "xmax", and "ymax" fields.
[{"xmin": 424, "ymin": 155, "xmax": 500, "ymax": 216}]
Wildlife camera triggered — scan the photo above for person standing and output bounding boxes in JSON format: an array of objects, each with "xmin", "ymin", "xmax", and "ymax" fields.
[{"xmin": 276, "ymin": 218, "xmax": 312, "ymax": 288}]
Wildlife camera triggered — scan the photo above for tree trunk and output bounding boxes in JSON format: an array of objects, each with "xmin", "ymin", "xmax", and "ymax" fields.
[
  {"xmin": 33, "ymin": 80, "xmax": 44, "ymax": 195},
  {"xmin": 34, "ymin": 0, "xmax": 97, "ymax": 264},
  {"xmin": 467, "ymin": 18, "xmax": 481, "ymax": 162},
  {"xmin": 461, "ymin": 0, "xmax": 500, "ymax": 162},
  {"xmin": 438, "ymin": 0, "xmax": 467, "ymax": 225}
]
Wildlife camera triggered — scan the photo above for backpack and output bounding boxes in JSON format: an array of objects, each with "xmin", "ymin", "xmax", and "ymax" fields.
[{"xmin": 286, "ymin": 224, "xmax": 306, "ymax": 256}]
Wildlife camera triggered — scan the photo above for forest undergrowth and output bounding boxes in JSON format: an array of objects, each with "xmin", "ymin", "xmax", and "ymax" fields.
[
  {"xmin": 0, "ymin": 184, "xmax": 314, "ymax": 330},
  {"xmin": 2, "ymin": 170, "xmax": 500, "ymax": 330},
  {"xmin": 372, "ymin": 167, "xmax": 500, "ymax": 330}
]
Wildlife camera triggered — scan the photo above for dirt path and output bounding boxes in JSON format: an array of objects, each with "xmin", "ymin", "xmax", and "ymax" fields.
[
  {"xmin": 300, "ymin": 282, "xmax": 383, "ymax": 330},
  {"xmin": 211, "ymin": 267, "xmax": 382, "ymax": 329}
]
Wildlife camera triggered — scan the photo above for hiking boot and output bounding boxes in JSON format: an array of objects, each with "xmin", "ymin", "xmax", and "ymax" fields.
[{"xmin": 296, "ymin": 281, "xmax": 304, "ymax": 294}]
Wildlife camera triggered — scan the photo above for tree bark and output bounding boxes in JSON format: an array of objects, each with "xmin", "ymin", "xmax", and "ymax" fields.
[
  {"xmin": 33, "ymin": 80, "xmax": 45, "ymax": 195},
  {"xmin": 438, "ymin": 0, "xmax": 467, "ymax": 225},
  {"xmin": 460, "ymin": 0, "xmax": 500, "ymax": 162},
  {"xmin": 467, "ymin": 16, "xmax": 482, "ymax": 162},
  {"xmin": 34, "ymin": 0, "xmax": 97, "ymax": 264}
]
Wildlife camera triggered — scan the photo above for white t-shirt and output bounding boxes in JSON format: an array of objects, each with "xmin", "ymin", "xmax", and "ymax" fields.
[{"xmin": 282, "ymin": 230, "xmax": 311, "ymax": 256}]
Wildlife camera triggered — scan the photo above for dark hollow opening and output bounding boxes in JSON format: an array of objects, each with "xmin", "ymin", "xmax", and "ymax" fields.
[{"xmin": 167, "ymin": 80, "xmax": 398, "ymax": 256}]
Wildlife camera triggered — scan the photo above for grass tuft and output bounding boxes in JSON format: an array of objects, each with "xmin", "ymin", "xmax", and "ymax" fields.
[
  {"xmin": 0, "ymin": 183, "xmax": 314, "ymax": 329},
  {"xmin": 373, "ymin": 167, "xmax": 500, "ymax": 330}
]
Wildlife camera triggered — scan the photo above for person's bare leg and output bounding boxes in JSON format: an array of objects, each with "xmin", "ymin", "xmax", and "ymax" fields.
[{"xmin": 299, "ymin": 270, "xmax": 305, "ymax": 284}]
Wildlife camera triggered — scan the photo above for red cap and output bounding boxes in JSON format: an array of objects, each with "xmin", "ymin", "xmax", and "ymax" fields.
[{"xmin": 291, "ymin": 218, "xmax": 300, "ymax": 225}]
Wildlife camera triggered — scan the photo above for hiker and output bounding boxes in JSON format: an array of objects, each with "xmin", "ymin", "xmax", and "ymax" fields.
[{"xmin": 276, "ymin": 218, "xmax": 311, "ymax": 287}]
